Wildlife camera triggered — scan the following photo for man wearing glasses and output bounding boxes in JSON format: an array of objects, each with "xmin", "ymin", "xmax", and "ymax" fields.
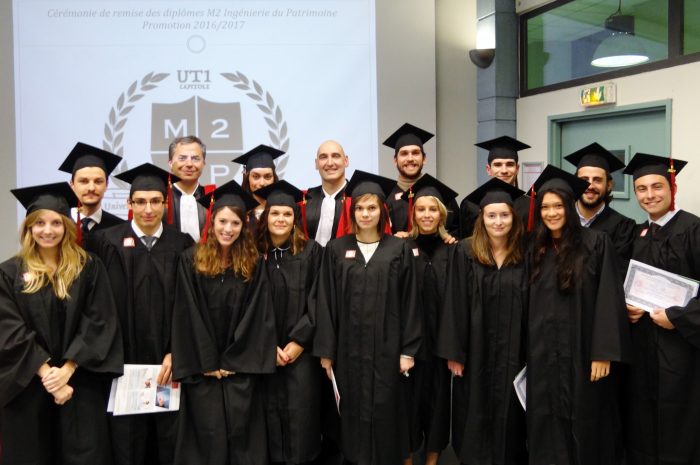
[{"xmin": 168, "ymin": 135, "xmax": 211, "ymax": 241}]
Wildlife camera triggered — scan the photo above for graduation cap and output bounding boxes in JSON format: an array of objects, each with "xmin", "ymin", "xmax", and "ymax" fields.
[
  {"xmin": 345, "ymin": 170, "xmax": 396, "ymax": 201},
  {"xmin": 475, "ymin": 136, "xmax": 530, "ymax": 163},
  {"xmin": 623, "ymin": 152, "xmax": 688, "ymax": 211},
  {"xmin": 335, "ymin": 170, "xmax": 395, "ymax": 238},
  {"xmin": 526, "ymin": 165, "xmax": 590, "ymax": 231},
  {"xmin": 407, "ymin": 174, "xmax": 459, "ymax": 205},
  {"xmin": 11, "ymin": 182, "xmax": 78, "ymax": 218},
  {"xmin": 232, "ymin": 144, "xmax": 285, "ymax": 171},
  {"xmin": 197, "ymin": 179, "xmax": 259, "ymax": 244},
  {"xmin": 58, "ymin": 142, "xmax": 122, "ymax": 176},
  {"xmin": 115, "ymin": 163, "xmax": 180, "ymax": 224},
  {"xmin": 465, "ymin": 177, "xmax": 525, "ymax": 208},
  {"xmin": 563, "ymin": 142, "xmax": 625, "ymax": 173},
  {"xmin": 382, "ymin": 123, "xmax": 434, "ymax": 155},
  {"xmin": 254, "ymin": 180, "xmax": 304, "ymax": 208}
]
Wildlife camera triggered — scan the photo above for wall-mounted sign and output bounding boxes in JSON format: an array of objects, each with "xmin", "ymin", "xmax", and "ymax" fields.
[{"xmin": 580, "ymin": 82, "xmax": 616, "ymax": 107}]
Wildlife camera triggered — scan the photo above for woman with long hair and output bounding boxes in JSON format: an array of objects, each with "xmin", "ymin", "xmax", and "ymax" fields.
[
  {"xmin": 526, "ymin": 166, "xmax": 631, "ymax": 465},
  {"xmin": 437, "ymin": 178, "xmax": 528, "ymax": 465},
  {"xmin": 254, "ymin": 180, "xmax": 324, "ymax": 465},
  {"xmin": 0, "ymin": 182, "xmax": 122, "ymax": 465},
  {"xmin": 171, "ymin": 179, "xmax": 277, "ymax": 465},
  {"xmin": 233, "ymin": 144, "xmax": 284, "ymax": 233},
  {"xmin": 313, "ymin": 170, "xmax": 421, "ymax": 465},
  {"xmin": 403, "ymin": 174, "xmax": 457, "ymax": 465}
]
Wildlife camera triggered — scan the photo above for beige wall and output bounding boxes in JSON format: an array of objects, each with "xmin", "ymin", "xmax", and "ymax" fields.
[{"xmin": 517, "ymin": 60, "xmax": 700, "ymax": 216}]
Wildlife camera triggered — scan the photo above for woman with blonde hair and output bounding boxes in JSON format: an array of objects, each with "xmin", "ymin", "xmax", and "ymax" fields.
[
  {"xmin": 254, "ymin": 180, "xmax": 324, "ymax": 465},
  {"xmin": 171, "ymin": 179, "xmax": 276, "ymax": 465},
  {"xmin": 313, "ymin": 170, "xmax": 421, "ymax": 465},
  {"xmin": 403, "ymin": 174, "xmax": 457, "ymax": 465},
  {"xmin": 0, "ymin": 182, "xmax": 122, "ymax": 465},
  {"xmin": 437, "ymin": 178, "xmax": 528, "ymax": 465}
]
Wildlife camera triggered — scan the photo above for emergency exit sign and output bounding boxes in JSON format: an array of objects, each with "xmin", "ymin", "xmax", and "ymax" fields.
[{"xmin": 580, "ymin": 82, "xmax": 616, "ymax": 107}]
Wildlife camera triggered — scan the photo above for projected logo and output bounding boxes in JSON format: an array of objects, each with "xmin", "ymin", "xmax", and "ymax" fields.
[{"xmin": 101, "ymin": 70, "xmax": 290, "ymax": 213}]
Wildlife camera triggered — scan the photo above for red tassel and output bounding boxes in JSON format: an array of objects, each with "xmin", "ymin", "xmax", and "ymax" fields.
[
  {"xmin": 199, "ymin": 195, "xmax": 215, "ymax": 244},
  {"xmin": 167, "ymin": 174, "xmax": 174, "ymax": 225},
  {"xmin": 527, "ymin": 186, "xmax": 536, "ymax": 233},
  {"xmin": 335, "ymin": 195, "xmax": 352, "ymax": 238},
  {"xmin": 76, "ymin": 201, "xmax": 83, "ymax": 247},
  {"xmin": 128, "ymin": 210, "xmax": 133, "ymax": 221},
  {"xmin": 668, "ymin": 156, "xmax": 676, "ymax": 211},
  {"xmin": 300, "ymin": 189, "xmax": 309, "ymax": 239},
  {"xmin": 383, "ymin": 204, "xmax": 393, "ymax": 235},
  {"xmin": 407, "ymin": 188, "xmax": 414, "ymax": 233}
]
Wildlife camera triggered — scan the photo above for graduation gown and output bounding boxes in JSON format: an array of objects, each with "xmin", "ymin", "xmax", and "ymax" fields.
[
  {"xmin": 170, "ymin": 184, "xmax": 207, "ymax": 239},
  {"xmin": 386, "ymin": 184, "xmax": 460, "ymax": 236},
  {"xmin": 436, "ymin": 239, "xmax": 527, "ymax": 465},
  {"xmin": 171, "ymin": 249, "xmax": 277, "ymax": 465},
  {"xmin": 81, "ymin": 209, "xmax": 125, "ymax": 254},
  {"xmin": 623, "ymin": 210, "xmax": 700, "ymax": 465},
  {"xmin": 312, "ymin": 234, "xmax": 421, "ymax": 465},
  {"xmin": 0, "ymin": 254, "xmax": 123, "ymax": 465},
  {"xmin": 303, "ymin": 185, "xmax": 346, "ymax": 240},
  {"xmin": 262, "ymin": 240, "xmax": 324, "ymax": 463},
  {"xmin": 587, "ymin": 205, "xmax": 636, "ymax": 279},
  {"xmin": 93, "ymin": 222, "xmax": 193, "ymax": 465},
  {"xmin": 526, "ymin": 228, "xmax": 631, "ymax": 465},
  {"xmin": 405, "ymin": 234, "xmax": 451, "ymax": 454},
  {"xmin": 458, "ymin": 195, "xmax": 530, "ymax": 240}
]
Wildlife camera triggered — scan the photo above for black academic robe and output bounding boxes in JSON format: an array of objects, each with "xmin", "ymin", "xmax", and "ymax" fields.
[
  {"xmin": 262, "ymin": 240, "xmax": 324, "ymax": 463},
  {"xmin": 405, "ymin": 234, "xmax": 451, "ymax": 454},
  {"xmin": 93, "ymin": 222, "xmax": 193, "ymax": 465},
  {"xmin": 623, "ymin": 210, "xmax": 700, "ymax": 465},
  {"xmin": 303, "ymin": 184, "xmax": 346, "ymax": 241},
  {"xmin": 170, "ymin": 184, "xmax": 207, "ymax": 239},
  {"xmin": 587, "ymin": 205, "xmax": 636, "ymax": 278},
  {"xmin": 526, "ymin": 228, "xmax": 631, "ymax": 465},
  {"xmin": 436, "ymin": 239, "xmax": 527, "ymax": 465},
  {"xmin": 171, "ymin": 249, "xmax": 277, "ymax": 465},
  {"xmin": 81, "ymin": 209, "xmax": 125, "ymax": 254},
  {"xmin": 387, "ymin": 184, "xmax": 460, "ymax": 236},
  {"xmin": 0, "ymin": 255, "xmax": 123, "ymax": 465},
  {"xmin": 458, "ymin": 195, "xmax": 530, "ymax": 240},
  {"xmin": 312, "ymin": 234, "xmax": 421, "ymax": 465}
]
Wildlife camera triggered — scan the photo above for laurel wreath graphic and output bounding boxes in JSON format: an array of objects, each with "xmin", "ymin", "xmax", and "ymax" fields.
[
  {"xmin": 103, "ymin": 72, "xmax": 169, "ymax": 188},
  {"xmin": 102, "ymin": 70, "xmax": 290, "ymax": 184},
  {"xmin": 221, "ymin": 71, "xmax": 290, "ymax": 176}
]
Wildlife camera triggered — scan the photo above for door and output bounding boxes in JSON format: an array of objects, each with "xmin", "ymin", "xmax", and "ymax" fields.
[{"xmin": 551, "ymin": 101, "xmax": 670, "ymax": 223}]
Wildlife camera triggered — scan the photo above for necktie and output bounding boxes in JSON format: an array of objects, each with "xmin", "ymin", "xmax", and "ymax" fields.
[
  {"xmin": 81, "ymin": 218, "xmax": 92, "ymax": 235},
  {"xmin": 649, "ymin": 223, "xmax": 660, "ymax": 237},
  {"xmin": 142, "ymin": 236, "xmax": 156, "ymax": 250}
]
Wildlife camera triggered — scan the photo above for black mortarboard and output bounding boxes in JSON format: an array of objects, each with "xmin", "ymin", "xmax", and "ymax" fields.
[
  {"xmin": 465, "ymin": 177, "xmax": 526, "ymax": 208},
  {"xmin": 58, "ymin": 142, "xmax": 122, "ymax": 176},
  {"xmin": 402, "ymin": 174, "xmax": 458, "ymax": 205},
  {"xmin": 232, "ymin": 144, "xmax": 285, "ymax": 171},
  {"xmin": 11, "ymin": 182, "xmax": 78, "ymax": 218},
  {"xmin": 345, "ymin": 170, "xmax": 396, "ymax": 201},
  {"xmin": 382, "ymin": 123, "xmax": 434, "ymax": 155},
  {"xmin": 532, "ymin": 165, "xmax": 590, "ymax": 199},
  {"xmin": 254, "ymin": 180, "xmax": 304, "ymax": 209},
  {"xmin": 197, "ymin": 179, "xmax": 258, "ymax": 213},
  {"xmin": 114, "ymin": 163, "xmax": 179, "ymax": 196},
  {"xmin": 475, "ymin": 136, "xmax": 530, "ymax": 163},
  {"xmin": 564, "ymin": 142, "xmax": 625, "ymax": 173},
  {"xmin": 623, "ymin": 153, "xmax": 688, "ymax": 181}
]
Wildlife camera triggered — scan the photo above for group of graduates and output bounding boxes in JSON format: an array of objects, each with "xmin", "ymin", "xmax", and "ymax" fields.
[{"xmin": 0, "ymin": 122, "xmax": 699, "ymax": 465}]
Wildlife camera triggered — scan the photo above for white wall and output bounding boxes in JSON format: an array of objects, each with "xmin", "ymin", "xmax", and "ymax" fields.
[{"xmin": 517, "ymin": 60, "xmax": 700, "ymax": 216}]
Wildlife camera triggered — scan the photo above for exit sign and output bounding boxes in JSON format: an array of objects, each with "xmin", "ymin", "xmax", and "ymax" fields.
[{"xmin": 580, "ymin": 82, "xmax": 616, "ymax": 107}]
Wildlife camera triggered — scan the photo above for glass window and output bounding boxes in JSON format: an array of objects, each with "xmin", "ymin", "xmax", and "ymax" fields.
[
  {"xmin": 524, "ymin": 0, "xmax": 668, "ymax": 90},
  {"xmin": 685, "ymin": 0, "xmax": 700, "ymax": 55}
]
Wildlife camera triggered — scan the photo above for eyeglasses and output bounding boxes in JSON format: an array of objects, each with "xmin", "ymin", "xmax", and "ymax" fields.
[
  {"xmin": 130, "ymin": 198, "xmax": 165, "ymax": 208},
  {"xmin": 175, "ymin": 155, "xmax": 203, "ymax": 163}
]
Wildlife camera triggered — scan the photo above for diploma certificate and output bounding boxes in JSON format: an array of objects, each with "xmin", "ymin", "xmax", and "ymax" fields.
[{"xmin": 624, "ymin": 260, "xmax": 699, "ymax": 312}]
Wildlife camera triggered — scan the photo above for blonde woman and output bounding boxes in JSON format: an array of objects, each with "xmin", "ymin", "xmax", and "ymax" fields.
[
  {"xmin": 171, "ymin": 179, "xmax": 276, "ymax": 465},
  {"xmin": 1, "ymin": 182, "xmax": 122, "ymax": 465}
]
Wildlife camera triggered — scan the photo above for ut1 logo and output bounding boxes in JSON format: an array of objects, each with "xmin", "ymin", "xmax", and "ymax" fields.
[{"xmin": 177, "ymin": 70, "xmax": 211, "ymax": 83}]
